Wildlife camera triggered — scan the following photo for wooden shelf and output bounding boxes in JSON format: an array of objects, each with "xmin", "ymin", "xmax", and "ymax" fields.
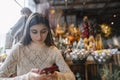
[{"xmin": 69, "ymin": 61, "xmax": 113, "ymax": 80}]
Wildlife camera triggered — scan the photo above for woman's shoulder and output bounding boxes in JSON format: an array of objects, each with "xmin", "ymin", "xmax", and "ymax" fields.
[
  {"xmin": 49, "ymin": 46, "xmax": 61, "ymax": 54},
  {"xmin": 50, "ymin": 46, "xmax": 58, "ymax": 50},
  {"xmin": 8, "ymin": 43, "xmax": 24, "ymax": 57},
  {"xmin": 12, "ymin": 42, "xmax": 24, "ymax": 49}
]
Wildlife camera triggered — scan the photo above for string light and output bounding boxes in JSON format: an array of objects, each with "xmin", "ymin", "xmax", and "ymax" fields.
[
  {"xmin": 111, "ymin": 22, "xmax": 114, "ymax": 25},
  {"xmin": 113, "ymin": 14, "xmax": 116, "ymax": 18}
]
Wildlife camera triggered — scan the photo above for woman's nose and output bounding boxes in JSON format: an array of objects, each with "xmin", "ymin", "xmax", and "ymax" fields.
[{"xmin": 36, "ymin": 33, "xmax": 41, "ymax": 40}]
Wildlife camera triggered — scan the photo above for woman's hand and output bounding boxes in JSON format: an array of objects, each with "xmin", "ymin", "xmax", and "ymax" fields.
[
  {"xmin": 29, "ymin": 68, "xmax": 47, "ymax": 80},
  {"xmin": 45, "ymin": 71, "xmax": 58, "ymax": 80},
  {"xmin": 29, "ymin": 68, "xmax": 58, "ymax": 80}
]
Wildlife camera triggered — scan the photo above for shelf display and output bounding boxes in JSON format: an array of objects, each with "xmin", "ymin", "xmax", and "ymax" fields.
[{"xmin": 70, "ymin": 49, "xmax": 89, "ymax": 63}]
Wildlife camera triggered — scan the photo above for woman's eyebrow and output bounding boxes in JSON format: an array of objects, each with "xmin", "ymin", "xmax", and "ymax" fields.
[
  {"xmin": 41, "ymin": 28, "xmax": 48, "ymax": 30},
  {"xmin": 30, "ymin": 29, "xmax": 37, "ymax": 31},
  {"xmin": 30, "ymin": 28, "xmax": 48, "ymax": 31}
]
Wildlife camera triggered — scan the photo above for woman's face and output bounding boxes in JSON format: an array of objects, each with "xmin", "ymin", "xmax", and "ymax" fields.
[{"xmin": 30, "ymin": 24, "xmax": 48, "ymax": 44}]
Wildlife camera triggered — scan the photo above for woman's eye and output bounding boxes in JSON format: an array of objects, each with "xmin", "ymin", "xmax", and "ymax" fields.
[
  {"xmin": 41, "ymin": 30, "xmax": 47, "ymax": 34},
  {"xmin": 32, "ymin": 31, "xmax": 37, "ymax": 34}
]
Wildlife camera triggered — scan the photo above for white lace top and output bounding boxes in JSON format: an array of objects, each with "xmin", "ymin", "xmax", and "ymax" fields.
[{"xmin": 0, "ymin": 42, "xmax": 75, "ymax": 80}]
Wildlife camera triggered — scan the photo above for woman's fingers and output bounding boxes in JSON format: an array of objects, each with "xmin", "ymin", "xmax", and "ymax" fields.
[
  {"xmin": 30, "ymin": 69, "xmax": 58, "ymax": 80},
  {"xmin": 31, "ymin": 68, "xmax": 39, "ymax": 73},
  {"xmin": 46, "ymin": 72, "xmax": 58, "ymax": 80},
  {"xmin": 29, "ymin": 71, "xmax": 48, "ymax": 80}
]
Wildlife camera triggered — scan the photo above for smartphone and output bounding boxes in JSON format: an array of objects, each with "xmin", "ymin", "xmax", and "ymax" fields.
[{"xmin": 40, "ymin": 66, "xmax": 59, "ymax": 74}]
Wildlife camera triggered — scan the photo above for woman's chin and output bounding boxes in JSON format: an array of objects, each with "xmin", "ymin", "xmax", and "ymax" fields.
[{"xmin": 36, "ymin": 41, "xmax": 44, "ymax": 44}]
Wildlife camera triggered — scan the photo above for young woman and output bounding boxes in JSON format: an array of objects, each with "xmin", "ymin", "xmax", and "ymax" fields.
[{"xmin": 0, "ymin": 13, "xmax": 75, "ymax": 80}]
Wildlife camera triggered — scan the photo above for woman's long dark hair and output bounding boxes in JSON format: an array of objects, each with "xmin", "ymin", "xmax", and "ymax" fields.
[{"xmin": 21, "ymin": 12, "xmax": 54, "ymax": 47}]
